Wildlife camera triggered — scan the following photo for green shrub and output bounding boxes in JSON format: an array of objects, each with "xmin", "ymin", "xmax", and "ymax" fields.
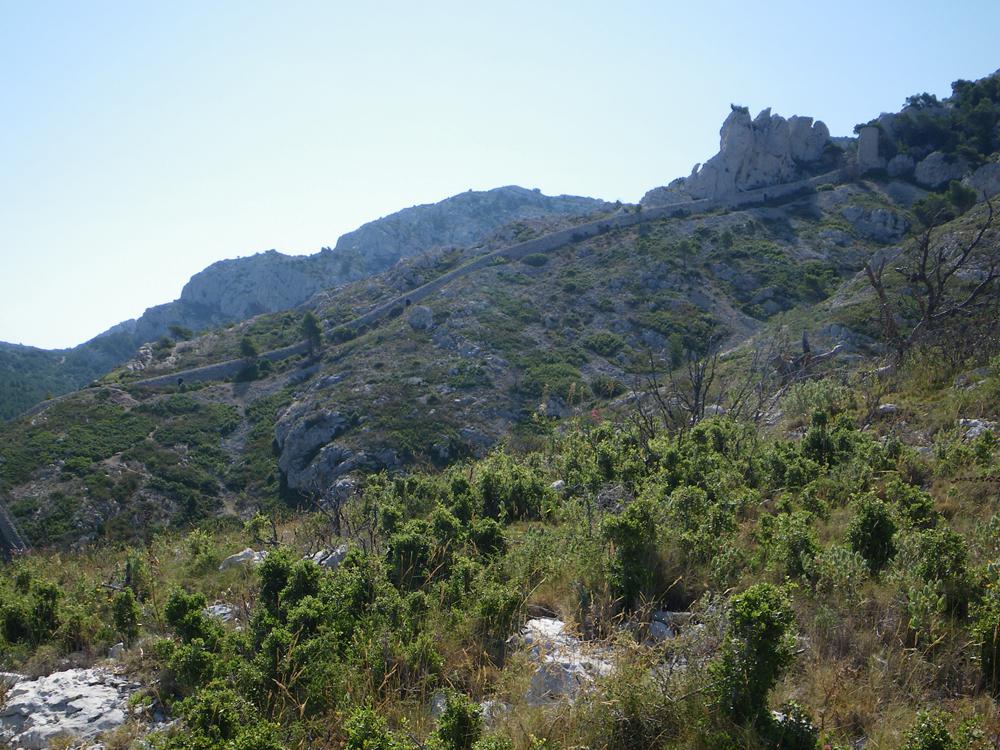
[
  {"xmin": 112, "ymin": 588, "xmax": 141, "ymax": 645},
  {"xmin": 767, "ymin": 701, "xmax": 820, "ymax": 750},
  {"xmin": 476, "ymin": 451, "xmax": 550, "ymax": 521},
  {"xmin": 907, "ymin": 526, "xmax": 972, "ymax": 614},
  {"xmin": 582, "ymin": 330, "xmax": 626, "ymax": 357},
  {"xmin": 345, "ymin": 706, "xmax": 410, "ymax": 750},
  {"xmin": 901, "ymin": 711, "xmax": 956, "ymax": 750},
  {"xmin": 782, "ymin": 380, "xmax": 852, "ymax": 426},
  {"xmin": 433, "ymin": 691, "xmax": 483, "ymax": 750},
  {"xmin": 769, "ymin": 511, "xmax": 819, "ymax": 579},
  {"xmin": 520, "ymin": 253, "xmax": 549, "ymax": 267},
  {"xmin": 846, "ymin": 494, "xmax": 897, "ymax": 574},
  {"xmin": 518, "ymin": 362, "xmax": 588, "ymax": 402},
  {"xmin": 974, "ymin": 596, "xmax": 1000, "ymax": 696},
  {"xmin": 711, "ymin": 583, "xmax": 796, "ymax": 723},
  {"xmin": 602, "ymin": 496, "xmax": 659, "ymax": 610}
]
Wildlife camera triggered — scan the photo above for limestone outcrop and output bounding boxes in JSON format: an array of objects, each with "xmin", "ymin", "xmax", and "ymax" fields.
[
  {"xmin": 274, "ymin": 405, "xmax": 398, "ymax": 494},
  {"xmin": 517, "ymin": 618, "xmax": 612, "ymax": 706},
  {"xmin": 914, "ymin": 151, "xmax": 972, "ymax": 189},
  {"xmin": 841, "ymin": 205, "xmax": 910, "ymax": 243},
  {"xmin": 963, "ymin": 160, "xmax": 1000, "ymax": 200},
  {"xmin": 0, "ymin": 669, "xmax": 136, "ymax": 749},
  {"xmin": 681, "ymin": 107, "xmax": 831, "ymax": 200}
]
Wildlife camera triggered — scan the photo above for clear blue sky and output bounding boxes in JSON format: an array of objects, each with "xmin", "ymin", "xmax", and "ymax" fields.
[{"xmin": 2, "ymin": 1, "xmax": 998, "ymax": 349}]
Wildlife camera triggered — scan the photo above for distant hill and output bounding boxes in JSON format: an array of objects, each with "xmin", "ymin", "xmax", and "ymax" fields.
[{"xmin": 0, "ymin": 186, "xmax": 609, "ymax": 419}]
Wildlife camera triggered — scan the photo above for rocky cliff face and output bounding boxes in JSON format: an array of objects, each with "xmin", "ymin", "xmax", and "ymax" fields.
[
  {"xmin": 644, "ymin": 107, "xmax": 833, "ymax": 204},
  {"xmin": 686, "ymin": 107, "xmax": 831, "ymax": 199}
]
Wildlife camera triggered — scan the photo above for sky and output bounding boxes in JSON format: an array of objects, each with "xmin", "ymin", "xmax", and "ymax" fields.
[{"xmin": 2, "ymin": 1, "xmax": 999, "ymax": 349}]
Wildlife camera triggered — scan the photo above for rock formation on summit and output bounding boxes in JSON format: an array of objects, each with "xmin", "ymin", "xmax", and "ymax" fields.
[
  {"xmin": 644, "ymin": 106, "xmax": 833, "ymax": 204},
  {"xmin": 685, "ymin": 107, "xmax": 831, "ymax": 199}
]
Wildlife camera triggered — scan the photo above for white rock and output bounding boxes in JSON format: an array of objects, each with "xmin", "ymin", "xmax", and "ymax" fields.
[
  {"xmin": 108, "ymin": 642, "xmax": 125, "ymax": 660},
  {"xmin": 878, "ymin": 404, "xmax": 899, "ymax": 415},
  {"xmin": 204, "ymin": 603, "xmax": 236, "ymax": 623},
  {"xmin": 429, "ymin": 691, "xmax": 448, "ymax": 719},
  {"xmin": 550, "ymin": 480, "xmax": 566, "ymax": 492},
  {"xmin": 218, "ymin": 547, "xmax": 266, "ymax": 571},
  {"xmin": 684, "ymin": 107, "xmax": 830, "ymax": 200},
  {"xmin": 517, "ymin": 618, "xmax": 612, "ymax": 706},
  {"xmin": 0, "ymin": 668, "xmax": 137, "ymax": 750},
  {"xmin": 309, "ymin": 544, "xmax": 348, "ymax": 571},
  {"xmin": 649, "ymin": 620, "xmax": 673, "ymax": 642}
]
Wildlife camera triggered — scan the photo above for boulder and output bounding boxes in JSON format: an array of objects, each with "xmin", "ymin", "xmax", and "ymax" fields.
[
  {"xmin": 0, "ymin": 669, "xmax": 136, "ymax": 750},
  {"xmin": 204, "ymin": 603, "xmax": 236, "ymax": 623},
  {"xmin": 407, "ymin": 305, "xmax": 434, "ymax": 331},
  {"xmin": 841, "ymin": 205, "xmax": 909, "ymax": 243},
  {"xmin": 274, "ymin": 407, "xmax": 351, "ymax": 493},
  {"xmin": 963, "ymin": 160, "xmax": 1000, "ymax": 201},
  {"xmin": 682, "ymin": 107, "xmax": 830, "ymax": 200},
  {"xmin": 958, "ymin": 418, "xmax": 997, "ymax": 440},
  {"xmin": 218, "ymin": 547, "xmax": 266, "ymax": 571},
  {"xmin": 517, "ymin": 618, "xmax": 612, "ymax": 706},
  {"xmin": 309, "ymin": 544, "xmax": 348, "ymax": 571},
  {"xmin": 914, "ymin": 151, "xmax": 971, "ymax": 189},
  {"xmin": 887, "ymin": 154, "xmax": 915, "ymax": 179}
]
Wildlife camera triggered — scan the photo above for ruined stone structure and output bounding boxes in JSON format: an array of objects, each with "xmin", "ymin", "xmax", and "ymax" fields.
[{"xmin": 857, "ymin": 126, "xmax": 883, "ymax": 172}]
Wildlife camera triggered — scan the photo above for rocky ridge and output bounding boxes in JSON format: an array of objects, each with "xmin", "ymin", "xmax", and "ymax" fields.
[{"xmin": 0, "ymin": 187, "xmax": 608, "ymax": 420}]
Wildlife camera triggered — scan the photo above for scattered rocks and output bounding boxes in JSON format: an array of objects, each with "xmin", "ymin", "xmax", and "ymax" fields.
[
  {"xmin": 0, "ymin": 669, "xmax": 137, "ymax": 750},
  {"xmin": 517, "ymin": 618, "xmax": 612, "ymax": 706},
  {"xmin": 218, "ymin": 547, "xmax": 266, "ymax": 571},
  {"xmin": 958, "ymin": 418, "xmax": 997, "ymax": 440}
]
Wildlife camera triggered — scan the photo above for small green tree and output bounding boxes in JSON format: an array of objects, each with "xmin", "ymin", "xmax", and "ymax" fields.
[
  {"xmin": 301, "ymin": 311, "xmax": 323, "ymax": 354},
  {"xmin": 712, "ymin": 583, "xmax": 796, "ymax": 724},
  {"xmin": 973, "ymin": 596, "xmax": 1000, "ymax": 695},
  {"xmin": 239, "ymin": 336, "xmax": 258, "ymax": 360},
  {"xmin": 602, "ymin": 495, "xmax": 658, "ymax": 609},
  {"xmin": 846, "ymin": 494, "xmax": 897, "ymax": 574},
  {"xmin": 112, "ymin": 588, "xmax": 141, "ymax": 645}
]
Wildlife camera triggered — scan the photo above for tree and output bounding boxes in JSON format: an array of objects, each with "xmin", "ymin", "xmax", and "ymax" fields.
[
  {"xmin": 239, "ymin": 336, "xmax": 258, "ymax": 360},
  {"xmin": 865, "ymin": 196, "xmax": 996, "ymax": 363},
  {"xmin": 301, "ymin": 311, "xmax": 323, "ymax": 354}
]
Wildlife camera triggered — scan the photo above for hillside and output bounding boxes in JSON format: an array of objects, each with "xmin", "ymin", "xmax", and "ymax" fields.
[
  {"xmin": 0, "ymin": 186, "xmax": 608, "ymax": 420},
  {"xmin": 1, "ymin": 71, "xmax": 999, "ymax": 750}
]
